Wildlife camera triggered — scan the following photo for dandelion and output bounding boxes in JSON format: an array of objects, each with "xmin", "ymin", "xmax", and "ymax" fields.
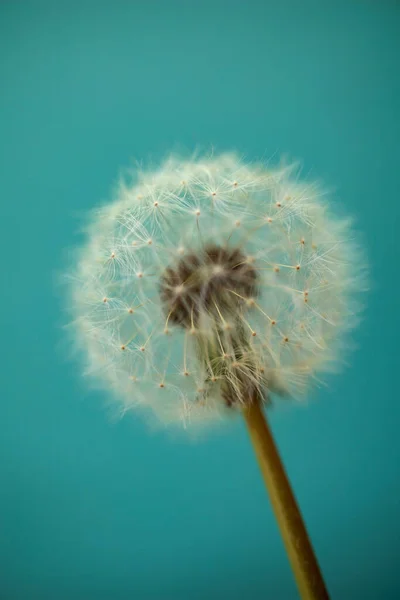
[{"xmin": 65, "ymin": 152, "xmax": 366, "ymax": 600}]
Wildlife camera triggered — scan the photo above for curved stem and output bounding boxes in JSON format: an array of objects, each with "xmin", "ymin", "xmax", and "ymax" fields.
[{"xmin": 243, "ymin": 400, "xmax": 330, "ymax": 600}]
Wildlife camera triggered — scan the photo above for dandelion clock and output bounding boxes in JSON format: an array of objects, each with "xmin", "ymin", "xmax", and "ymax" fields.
[{"xmin": 66, "ymin": 152, "xmax": 366, "ymax": 600}]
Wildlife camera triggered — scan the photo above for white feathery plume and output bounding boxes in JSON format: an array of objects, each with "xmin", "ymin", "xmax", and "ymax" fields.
[{"xmin": 65, "ymin": 152, "xmax": 366, "ymax": 434}]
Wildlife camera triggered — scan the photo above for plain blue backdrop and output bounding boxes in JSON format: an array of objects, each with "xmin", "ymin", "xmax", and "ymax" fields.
[{"xmin": 1, "ymin": 1, "xmax": 399, "ymax": 599}]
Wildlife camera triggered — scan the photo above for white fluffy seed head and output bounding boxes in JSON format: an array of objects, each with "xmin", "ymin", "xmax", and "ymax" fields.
[{"xmin": 65, "ymin": 152, "xmax": 366, "ymax": 434}]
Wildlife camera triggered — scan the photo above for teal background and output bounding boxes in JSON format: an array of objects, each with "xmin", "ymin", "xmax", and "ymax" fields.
[{"xmin": 1, "ymin": 1, "xmax": 399, "ymax": 598}]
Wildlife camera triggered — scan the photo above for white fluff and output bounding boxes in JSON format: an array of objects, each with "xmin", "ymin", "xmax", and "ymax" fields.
[{"xmin": 64, "ymin": 152, "xmax": 366, "ymax": 433}]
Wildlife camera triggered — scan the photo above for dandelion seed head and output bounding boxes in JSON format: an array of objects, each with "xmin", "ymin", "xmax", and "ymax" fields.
[{"xmin": 66, "ymin": 152, "xmax": 366, "ymax": 434}]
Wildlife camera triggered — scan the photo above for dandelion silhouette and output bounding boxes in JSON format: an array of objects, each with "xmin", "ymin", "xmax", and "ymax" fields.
[{"xmin": 67, "ymin": 152, "xmax": 365, "ymax": 599}]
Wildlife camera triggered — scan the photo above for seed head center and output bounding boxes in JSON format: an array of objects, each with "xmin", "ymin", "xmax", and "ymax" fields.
[{"xmin": 159, "ymin": 244, "xmax": 258, "ymax": 328}]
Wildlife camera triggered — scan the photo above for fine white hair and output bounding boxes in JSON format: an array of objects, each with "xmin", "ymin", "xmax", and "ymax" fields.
[{"xmin": 64, "ymin": 152, "xmax": 366, "ymax": 434}]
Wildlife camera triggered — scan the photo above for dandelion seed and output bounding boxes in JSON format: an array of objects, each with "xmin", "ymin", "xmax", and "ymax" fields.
[{"xmin": 66, "ymin": 151, "xmax": 366, "ymax": 431}]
